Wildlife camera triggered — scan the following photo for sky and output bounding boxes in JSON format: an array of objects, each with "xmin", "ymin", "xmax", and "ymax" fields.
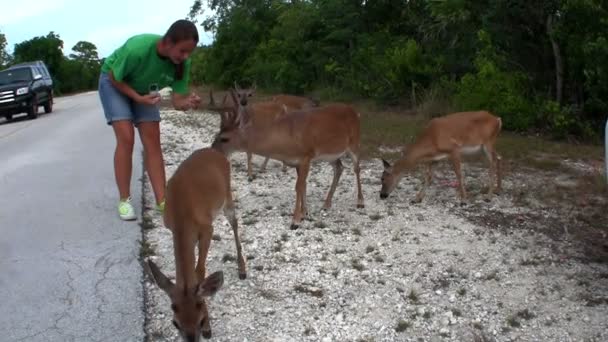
[{"xmin": 0, "ymin": 0, "xmax": 214, "ymax": 59}]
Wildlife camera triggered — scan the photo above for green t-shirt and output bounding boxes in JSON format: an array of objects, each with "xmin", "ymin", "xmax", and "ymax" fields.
[{"xmin": 101, "ymin": 33, "xmax": 191, "ymax": 95}]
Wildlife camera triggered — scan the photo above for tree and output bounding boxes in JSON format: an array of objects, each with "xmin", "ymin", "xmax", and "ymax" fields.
[
  {"xmin": 13, "ymin": 32, "xmax": 64, "ymax": 76},
  {"xmin": 69, "ymin": 41, "xmax": 100, "ymax": 66},
  {"xmin": 0, "ymin": 31, "xmax": 11, "ymax": 68}
]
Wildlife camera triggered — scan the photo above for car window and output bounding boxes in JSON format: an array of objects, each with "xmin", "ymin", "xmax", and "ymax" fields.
[{"xmin": 0, "ymin": 68, "xmax": 33, "ymax": 85}]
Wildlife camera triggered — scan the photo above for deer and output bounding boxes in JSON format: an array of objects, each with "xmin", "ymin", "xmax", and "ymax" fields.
[
  {"xmin": 210, "ymin": 89, "xmax": 289, "ymax": 181},
  {"xmin": 210, "ymin": 89, "xmax": 364, "ymax": 229},
  {"xmin": 144, "ymin": 146, "xmax": 247, "ymax": 341},
  {"xmin": 270, "ymin": 94, "xmax": 319, "ymax": 111},
  {"xmin": 379, "ymin": 110, "xmax": 502, "ymax": 203}
]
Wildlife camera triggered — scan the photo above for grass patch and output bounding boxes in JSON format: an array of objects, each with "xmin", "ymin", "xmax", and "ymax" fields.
[
  {"xmin": 394, "ymin": 319, "xmax": 412, "ymax": 333},
  {"xmin": 314, "ymin": 221, "xmax": 328, "ymax": 228},
  {"xmin": 351, "ymin": 258, "xmax": 365, "ymax": 271},
  {"xmin": 222, "ymin": 254, "xmax": 236, "ymax": 263},
  {"xmin": 407, "ymin": 289, "xmax": 420, "ymax": 303},
  {"xmin": 140, "ymin": 240, "xmax": 154, "ymax": 258},
  {"xmin": 294, "ymin": 284, "xmax": 324, "ymax": 298},
  {"xmin": 242, "ymin": 218, "xmax": 259, "ymax": 225},
  {"xmin": 369, "ymin": 213, "xmax": 383, "ymax": 221}
]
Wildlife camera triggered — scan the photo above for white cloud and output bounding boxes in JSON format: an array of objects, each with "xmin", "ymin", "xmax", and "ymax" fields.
[{"xmin": 0, "ymin": 0, "xmax": 71, "ymax": 26}]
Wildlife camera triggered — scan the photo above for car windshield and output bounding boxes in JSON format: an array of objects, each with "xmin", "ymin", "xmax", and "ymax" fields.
[{"xmin": 0, "ymin": 68, "xmax": 33, "ymax": 86}]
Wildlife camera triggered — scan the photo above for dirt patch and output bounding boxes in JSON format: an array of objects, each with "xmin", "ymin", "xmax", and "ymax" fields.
[{"xmin": 141, "ymin": 108, "xmax": 608, "ymax": 342}]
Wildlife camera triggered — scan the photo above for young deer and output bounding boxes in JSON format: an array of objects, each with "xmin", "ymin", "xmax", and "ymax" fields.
[
  {"xmin": 211, "ymin": 89, "xmax": 364, "ymax": 229},
  {"xmin": 380, "ymin": 110, "xmax": 502, "ymax": 202},
  {"xmin": 144, "ymin": 147, "xmax": 247, "ymax": 341},
  {"xmin": 210, "ymin": 89, "xmax": 290, "ymax": 181}
]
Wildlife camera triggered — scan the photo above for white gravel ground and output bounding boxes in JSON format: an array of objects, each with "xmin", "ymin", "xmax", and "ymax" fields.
[{"xmin": 141, "ymin": 109, "xmax": 608, "ymax": 342}]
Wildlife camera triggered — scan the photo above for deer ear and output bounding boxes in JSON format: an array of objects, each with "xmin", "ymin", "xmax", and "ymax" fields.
[
  {"xmin": 196, "ymin": 271, "xmax": 224, "ymax": 297},
  {"xmin": 144, "ymin": 259, "xmax": 174, "ymax": 295},
  {"xmin": 229, "ymin": 88, "xmax": 240, "ymax": 108},
  {"xmin": 382, "ymin": 159, "xmax": 391, "ymax": 170}
]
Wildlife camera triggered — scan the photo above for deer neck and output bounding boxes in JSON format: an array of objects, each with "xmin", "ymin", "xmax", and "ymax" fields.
[
  {"xmin": 393, "ymin": 140, "xmax": 433, "ymax": 174},
  {"xmin": 172, "ymin": 231, "xmax": 197, "ymax": 290}
]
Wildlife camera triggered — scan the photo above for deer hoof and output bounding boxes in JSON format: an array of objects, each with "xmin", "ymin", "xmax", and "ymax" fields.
[
  {"xmin": 248, "ymin": 176, "xmax": 254, "ymax": 182},
  {"xmin": 356, "ymin": 203, "xmax": 365, "ymax": 209},
  {"xmin": 239, "ymin": 272, "xmax": 247, "ymax": 280},
  {"xmin": 290, "ymin": 223, "xmax": 300, "ymax": 230},
  {"xmin": 202, "ymin": 329, "xmax": 212, "ymax": 339}
]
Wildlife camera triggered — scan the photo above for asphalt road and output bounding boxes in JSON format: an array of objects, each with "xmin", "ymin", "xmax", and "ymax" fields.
[{"xmin": 0, "ymin": 92, "xmax": 145, "ymax": 341}]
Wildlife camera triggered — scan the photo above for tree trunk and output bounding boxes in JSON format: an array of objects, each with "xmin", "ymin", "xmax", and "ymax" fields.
[{"xmin": 547, "ymin": 15, "xmax": 564, "ymax": 104}]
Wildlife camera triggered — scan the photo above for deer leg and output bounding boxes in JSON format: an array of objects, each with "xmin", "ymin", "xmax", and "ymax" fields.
[
  {"xmin": 496, "ymin": 154, "xmax": 502, "ymax": 193},
  {"xmin": 322, "ymin": 159, "xmax": 344, "ymax": 210},
  {"xmin": 260, "ymin": 156, "xmax": 270, "ymax": 173},
  {"xmin": 246, "ymin": 152, "xmax": 254, "ymax": 182},
  {"xmin": 449, "ymin": 153, "xmax": 467, "ymax": 202},
  {"xmin": 482, "ymin": 144, "xmax": 496, "ymax": 197},
  {"xmin": 224, "ymin": 199, "xmax": 247, "ymax": 279},
  {"xmin": 291, "ymin": 160, "xmax": 310, "ymax": 229},
  {"xmin": 414, "ymin": 163, "xmax": 433, "ymax": 203},
  {"xmin": 352, "ymin": 152, "xmax": 365, "ymax": 209},
  {"xmin": 195, "ymin": 229, "xmax": 212, "ymax": 283}
]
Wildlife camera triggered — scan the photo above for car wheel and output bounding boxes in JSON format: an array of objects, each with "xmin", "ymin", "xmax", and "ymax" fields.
[
  {"xmin": 44, "ymin": 92, "xmax": 53, "ymax": 113},
  {"xmin": 5, "ymin": 114, "xmax": 13, "ymax": 121},
  {"xmin": 27, "ymin": 99, "xmax": 38, "ymax": 119}
]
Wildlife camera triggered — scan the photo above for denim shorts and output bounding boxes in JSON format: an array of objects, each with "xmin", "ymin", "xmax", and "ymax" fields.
[{"xmin": 98, "ymin": 72, "xmax": 160, "ymax": 126}]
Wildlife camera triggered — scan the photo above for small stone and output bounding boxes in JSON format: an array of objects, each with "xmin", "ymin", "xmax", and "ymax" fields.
[
  {"xmin": 336, "ymin": 313, "xmax": 344, "ymax": 322},
  {"xmin": 475, "ymin": 272, "xmax": 482, "ymax": 279},
  {"xmin": 435, "ymin": 290, "xmax": 443, "ymax": 295},
  {"xmin": 583, "ymin": 316, "xmax": 590, "ymax": 323},
  {"xmin": 322, "ymin": 337, "xmax": 332, "ymax": 342},
  {"xmin": 439, "ymin": 327, "xmax": 450, "ymax": 336},
  {"xmin": 449, "ymin": 295, "xmax": 456, "ymax": 303}
]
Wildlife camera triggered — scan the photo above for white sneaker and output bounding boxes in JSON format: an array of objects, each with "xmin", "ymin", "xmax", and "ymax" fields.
[{"xmin": 118, "ymin": 197, "xmax": 137, "ymax": 221}]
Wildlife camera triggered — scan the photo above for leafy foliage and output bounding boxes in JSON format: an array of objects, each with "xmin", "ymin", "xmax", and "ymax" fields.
[{"xmin": 188, "ymin": 0, "xmax": 608, "ymax": 141}]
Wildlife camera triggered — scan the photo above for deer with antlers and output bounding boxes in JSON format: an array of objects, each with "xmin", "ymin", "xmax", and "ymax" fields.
[
  {"xmin": 379, "ymin": 110, "xmax": 503, "ymax": 203},
  {"xmin": 210, "ymin": 88, "xmax": 321, "ymax": 181},
  {"xmin": 210, "ymin": 89, "xmax": 364, "ymax": 229},
  {"xmin": 144, "ymin": 146, "xmax": 247, "ymax": 341}
]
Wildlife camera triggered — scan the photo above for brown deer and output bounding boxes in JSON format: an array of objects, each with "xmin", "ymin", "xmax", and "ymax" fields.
[
  {"xmin": 210, "ymin": 89, "xmax": 290, "ymax": 181},
  {"xmin": 144, "ymin": 147, "xmax": 247, "ymax": 341},
  {"xmin": 380, "ymin": 110, "xmax": 502, "ymax": 203},
  {"xmin": 270, "ymin": 94, "xmax": 319, "ymax": 111},
  {"xmin": 211, "ymin": 89, "xmax": 364, "ymax": 229}
]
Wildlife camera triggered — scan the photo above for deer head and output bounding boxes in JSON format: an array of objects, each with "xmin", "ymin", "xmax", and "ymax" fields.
[
  {"xmin": 211, "ymin": 88, "xmax": 252, "ymax": 155},
  {"xmin": 145, "ymin": 259, "xmax": 224, "ymax": 342},
  {"xmin": 233, "ymin": 81, "xmax": 255, "ymax": 106},
  {"xmin": 380, "ymin": 159, "xmax": 401, "ymax": 199}
]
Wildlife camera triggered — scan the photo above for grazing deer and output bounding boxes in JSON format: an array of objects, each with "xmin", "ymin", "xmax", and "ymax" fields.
[
  {"xmin": 144, "ymin": 147, "xmax": 247, "ymax": 341},
  {"xmin": 380, "ymin": 110, "xmax": 502, "ymax": 202},
  {"xmin": 211, "ymin": 89, "xmax": 364, "ymax": 229}
]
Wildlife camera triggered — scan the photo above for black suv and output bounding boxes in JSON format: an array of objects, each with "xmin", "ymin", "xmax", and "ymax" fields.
[{"xmin": 0, "ymin": 61, "xmax": 54, "ymax": 121}]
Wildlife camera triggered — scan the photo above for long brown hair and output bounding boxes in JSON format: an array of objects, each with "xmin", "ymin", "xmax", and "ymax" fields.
[{"xmin": 162, "ymin": 19, "xmax": 199, "ymax": 80}]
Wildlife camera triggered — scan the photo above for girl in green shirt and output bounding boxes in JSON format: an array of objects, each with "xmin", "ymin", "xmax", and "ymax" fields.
[{"xmin": 98, "ymin": 19, "xmax": 201, "ymax": 220}]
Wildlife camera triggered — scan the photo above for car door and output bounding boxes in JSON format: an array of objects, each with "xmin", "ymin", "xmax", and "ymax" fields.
[{"xmin": 31, "ymin": 67, "xmax": 46, "ymax": 103}]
